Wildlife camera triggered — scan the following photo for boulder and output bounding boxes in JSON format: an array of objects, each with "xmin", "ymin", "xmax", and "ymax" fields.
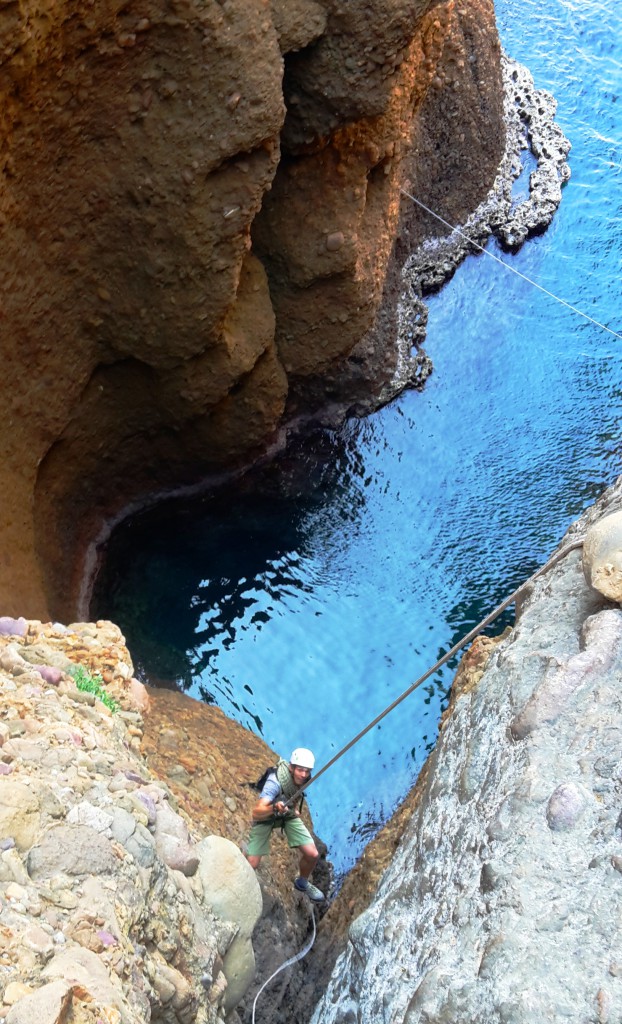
[
  {"xmin": 196, "ymin": 835, "xmax": 263, "ymax": 1011},
  {"xmin": 583, "ymin": 510, "xmax": 622, "ymax": 601}
]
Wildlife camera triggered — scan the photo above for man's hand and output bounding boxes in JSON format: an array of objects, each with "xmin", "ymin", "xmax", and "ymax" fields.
[
  {"xmin": 274, "ymin": 800, "xmax": 288, "ymax": 816},
  {"xmin": 252, "ymin": 797, "xmax": 277, "ymax": 821}
]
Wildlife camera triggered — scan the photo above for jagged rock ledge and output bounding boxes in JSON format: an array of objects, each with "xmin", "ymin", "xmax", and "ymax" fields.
[
  {"xmin": 309, "ymin": 479, "xmax": 622, "ymax": 1023},
  {"xmin": 377, "ymin": 53, "xmax": 572, "ymax": 408}
]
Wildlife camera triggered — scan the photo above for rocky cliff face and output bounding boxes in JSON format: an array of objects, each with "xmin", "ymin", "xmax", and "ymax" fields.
[
  {"xmin": 309, "ymin": 479, "xmax": 622, "ymax": 1023},
  {"xmin": 0, "ymin": 616, "xmax": 327, "ymax": 1024},
  {"xmin": 0, "ymin": 0, "xmax": 504, "ymax": 622}
]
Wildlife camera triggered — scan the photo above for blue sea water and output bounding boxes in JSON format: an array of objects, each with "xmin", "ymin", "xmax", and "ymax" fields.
[{"xmin": 94, "ymin": 0, "xmax": 622, "ymax": 880}]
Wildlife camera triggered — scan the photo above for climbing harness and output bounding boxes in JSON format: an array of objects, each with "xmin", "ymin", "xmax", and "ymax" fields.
[
  {"xmin": 284, "ymin": 537, "xmax": 585, "ymax": 809},
  {"xmin": 251, "ymin": 904, "xmax": 317, "ymax": 1024},
  {"xmin": 399, "ymin": 187, "xmax": 622, "ymax": 342}
]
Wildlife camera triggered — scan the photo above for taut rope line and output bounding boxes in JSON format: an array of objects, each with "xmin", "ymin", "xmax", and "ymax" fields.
[
  {"xmin": 285, "ymin": 538, "xmax": 584, "ymax": 809},
  {"xmin": 399, "ymin": 187, "xmax": 622, "ymax": 342}
]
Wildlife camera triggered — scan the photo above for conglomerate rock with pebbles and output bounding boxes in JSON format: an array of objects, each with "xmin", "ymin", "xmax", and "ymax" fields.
[{"xmin": 0, "ymin": 617, "xmax": 281, "ymax": 1024}]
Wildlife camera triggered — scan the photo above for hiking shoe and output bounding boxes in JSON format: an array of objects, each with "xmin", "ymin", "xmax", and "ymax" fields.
[{"xmin": 294, "ymin": 877, "xmax": 325, "ymax": 902}]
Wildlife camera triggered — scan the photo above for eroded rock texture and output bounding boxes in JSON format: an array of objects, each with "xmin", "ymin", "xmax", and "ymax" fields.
[
  {"xmin": 0, "ymin": 619, "xmax": 267, "ymax": 1024},
  {"xmin": 310, "ymin": 478, "xmax": 622, "ymax": 1024},
  {"xmin": 0, "ymin": 0, "xmax": 504, "ymax": 620},
  {"xmin": 0, "ymin": 615, "xmax": 331, "ymax": 1024}
]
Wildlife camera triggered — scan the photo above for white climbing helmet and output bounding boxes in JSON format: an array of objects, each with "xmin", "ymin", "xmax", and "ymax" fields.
[{"xmin": 290, "ymin": 747, "xmax": 315, "ymax": 770}]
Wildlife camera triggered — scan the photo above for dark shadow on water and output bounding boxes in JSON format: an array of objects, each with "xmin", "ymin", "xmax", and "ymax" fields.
[{"xmin": 91, "ymin": 426, "xmax": 369, "ymax": 697}]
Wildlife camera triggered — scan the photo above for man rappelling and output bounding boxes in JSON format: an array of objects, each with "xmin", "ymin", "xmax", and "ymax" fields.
[{"xmin": 246, "ymin": 747, "xmax": 325, "ymax": 902}]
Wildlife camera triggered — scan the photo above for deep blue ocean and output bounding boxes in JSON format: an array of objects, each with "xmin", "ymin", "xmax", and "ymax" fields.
[{"xmin": 93, "ymin": 0, "xmax": 622, "ymax": 880}]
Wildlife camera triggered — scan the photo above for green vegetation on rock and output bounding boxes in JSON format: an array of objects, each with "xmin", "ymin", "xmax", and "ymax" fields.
[{"xmin": 68, "ymin": 664, "xmax": 119, "ymax": 713}]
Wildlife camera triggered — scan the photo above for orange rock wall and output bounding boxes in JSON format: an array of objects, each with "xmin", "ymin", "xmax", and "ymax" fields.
[{"xmin": 0, "ymin": 0, "xmax": 504, "ymax": 620}]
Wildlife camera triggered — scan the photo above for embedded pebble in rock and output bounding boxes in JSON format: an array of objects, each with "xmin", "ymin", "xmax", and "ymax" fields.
[
  {"xmin": 3, "ymin": 981, "xmax": 34, "ymax": 1004},
  {"xmin": 325, "ymin": 231, "xmax": 345, "ymax": 252},
  {"xmin": 32, "ymin": 665, "xmax": 63, "ymax": 686},
  {"xmin": 510, "ymin": 609, "xmax": 622, "ymax": 739},
  {"xmin": 0, "ymin": 617, "xmax": 271, "ymax": 1024},
  {"xmin": 0, "ymin": 617, "xmax": 27, "ymax": 637},
  {"xmin": 66, "ymin": 802, "xmax": 114, "ymax": 833},
  {"xmin": 5, "ymin": 979, "xmax": 72, "ymax": 1024},
  {"xmin": 0, "ymin": 781, "xmax": 43, "ymax": 851},
  {"xmin": 135, "ymin": 790, "xmax": 157, "ymax": 824},
  {"xmin": 153, "ymin": 796, "xmax": 199, "ymax": 875},
  {"xmin": 547, "ymin": 782, "xmax": 588, "ymax": 831},
  {"xmin": 582, "ymin": 511, "xmax": 622, "ymax": 602}
]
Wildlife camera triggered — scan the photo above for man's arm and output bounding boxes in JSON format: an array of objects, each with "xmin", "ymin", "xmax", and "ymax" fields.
[
  {"xmin": 251, "ymin": 796, "xmax": 278, "ymax": 821},
  {"xmin": 251, "ymin": 773, "xmax": 285, "ymax": 820},
  {"xmin": 251, "ymin": 795, "xmax": 296, "ymax": 819}
]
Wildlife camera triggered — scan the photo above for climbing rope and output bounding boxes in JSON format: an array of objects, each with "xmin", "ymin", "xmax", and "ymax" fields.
[
  {"xmin": 285, "ymin": 537, "xmax": 585, "ymax": 808},
  {"xmin": 399, "ymin": 187, "xmax": 622, "ymax": 342},
  {"xmin": 251, "ymin": 904, "xmax": 317, "ymax": 1024}
]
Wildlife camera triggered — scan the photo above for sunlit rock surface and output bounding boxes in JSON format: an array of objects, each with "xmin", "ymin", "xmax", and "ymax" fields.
[{"xmin": 583, "ymin": 510, "xmax": 622, "ymax": 603}]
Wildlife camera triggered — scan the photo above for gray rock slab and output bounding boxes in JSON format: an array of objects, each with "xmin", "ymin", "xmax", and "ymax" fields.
[
  {"xmin": 110, "ymin": 806, "xmax": 137, "ymax": 844},
  {"xmin": 6, "ymin": 979, "xmax": 72, "ymax": 1024},
  {"xmin": 19, "ymin": 646, "xmax": 74, "ymax": 672},
  {"xmin": 28, "ymin": 824, "xmax": 116, "ymax": 880},
  {"xmin": 125, "ymin": 822, "xmax": 156, "ymax": 868}
]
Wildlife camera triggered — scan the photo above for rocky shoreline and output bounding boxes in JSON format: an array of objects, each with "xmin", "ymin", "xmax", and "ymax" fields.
[
  {"xmin": 274, "ymin": 50, "xmax": 571, "ymax": 426},
  {"xmin": 381, "ymin": 53, "xmax": 572, "ymax": 410}
]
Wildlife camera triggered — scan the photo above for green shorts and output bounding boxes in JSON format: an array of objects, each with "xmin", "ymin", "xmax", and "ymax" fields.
[{"xmin": 247, "ymin": 816, "xmax": 313, "ymax": 858}]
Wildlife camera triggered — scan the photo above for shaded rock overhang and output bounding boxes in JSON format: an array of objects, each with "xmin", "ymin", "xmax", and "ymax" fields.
[{"xmin": 0, "ymin": 0, "xmax": 505, "ymax": 620}]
